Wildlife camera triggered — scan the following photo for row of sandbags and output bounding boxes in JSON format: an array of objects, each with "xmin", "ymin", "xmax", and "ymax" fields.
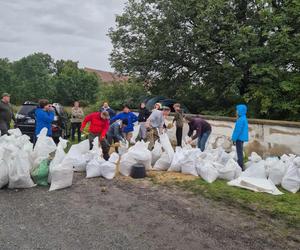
[
  {"xmin": 0, "ymin": 128, "xmax": 120, "ymax": 191},
  {"xmin": 118, "ymin": 133, "xmax": 300, "ymax": 195}
]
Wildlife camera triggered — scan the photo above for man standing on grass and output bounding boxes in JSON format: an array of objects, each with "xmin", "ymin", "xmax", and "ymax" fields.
[{"xmin": 0, "ymin": 93, "xmax": 15, "ymax": 136}]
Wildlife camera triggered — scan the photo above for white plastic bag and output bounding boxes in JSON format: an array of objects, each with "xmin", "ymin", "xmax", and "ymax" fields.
[
  {"xmin": 159, "ymin": 133, "xmax": 174, "ymax": 161},
  {"xmin": 49, "ymin": 163, "xmax": 73, "ymax": 191},
  {"xmin": 268, "ymin": 160, "xmax": 286, "ymax": 185},
  {"xmin": 217, "ymin": 159, "xmax": 241, "ymax": 181},
  {"xmin": 100, "ymin": 153, "xmax": 119, "ymax": 180},
  {"xmin": 128, "ymin": 141, "xmax": 152, "ymax": 170},
  {"xmin": 118, "ymin": 140, "xmax": 129, "ymax": 156},
  {"xmin": 119, "ymin": 152, "xmax": 137, "ymax": 176},
  {"xmin": 151, "ymin": 140, "xmax": 162, "ymax": 166},
  {"xmin": 31, "ymin": 128, "xmax": 57, "ymax": 168},
  {"xmin": 130, "ymin": 124, "xmax": 141, "ymax": 144},
  {"xmin": 48, "ymin": 138, "xmax": 68, "ymax": 183},
  {"xmin": 8, "ymin": 150, "xmax": 35, "ymax": 189},
  {"xmin": 65, "ymin": 140, "xmax": 90, "ymax": 172},
  {"xmin": 86, "ymin": 158, "xmax": 106, "ymax": 178},
  {"xmin": 168, "ymin": 147, "xmax": 184, "ymax": 172},
  {"xmin": 281, "ymin": 158, "xmax": 300, "ymax": 193},
  {"xmin": 248, "ymin": 152, "xmax": 262, "ymax": 162},
  {"xmin": 8, "ymin": 128, "xmax": 22, "ymax": 137},
  {"xmin": 241, "ymin": 160, "xmax": 267, "ymax": 179},
  {"xmin": 0, "ymin": 159, "xmax": 9, "ymax": 188},
  {"xmin": 196, "ymin": 161, "xmax": 219, "ymax": 183},
  {"xmin": 153, "ymin": 152, "xmax": 171, "ymax": 171},
  {"xmin": 228, "ymin": 177, "xmax": 283, "ymax": 195}
]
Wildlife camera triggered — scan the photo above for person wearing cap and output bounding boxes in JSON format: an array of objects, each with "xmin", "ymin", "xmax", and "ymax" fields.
[
  {"xmin": 145, "ymin": 106, "xmax": 171, "ymax": 149},
  {"xmin": 35, "ymin": 99, "xmax": 55, "ymax": 138},
  {"xmin": 81, "ymin": 110, "xmax": 110, "ymax": 160},
  {"xmin": 0, "ymin": 93, "xmax": 15, "ymax": 136},
  {"xmin": 106, "ymin": 119, "xmax": 128, "ymax": 153},
  {"xmin": 185, "ymin": 116, "xmax": 212, "ymax": 152},
  {"xmin": 110, "ymin": 104, "xmax": 138, "ymax": 142}
]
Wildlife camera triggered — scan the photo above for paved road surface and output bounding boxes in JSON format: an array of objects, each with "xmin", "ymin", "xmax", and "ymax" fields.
[{"xmin": 0, "ymin": 173, "xmax": 298, "ymax": 250}]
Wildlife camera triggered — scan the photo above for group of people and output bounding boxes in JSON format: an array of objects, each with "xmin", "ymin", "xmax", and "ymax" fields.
[{"xmin": 0, "ymin": 92, "xmax": 249, "ymax": 170}]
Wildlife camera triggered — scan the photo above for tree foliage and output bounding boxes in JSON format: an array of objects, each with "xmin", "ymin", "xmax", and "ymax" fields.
[
  {"xmin": 0, "ymin": 53, "xmax": 100, "ymax": 106},
  {"xmin": 109, "ymin": 0, "xmax": 300, "ymax": 120}
]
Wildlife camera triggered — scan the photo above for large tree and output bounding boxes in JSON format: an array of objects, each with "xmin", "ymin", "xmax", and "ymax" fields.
[{"xmin": 109, "ymin": 0, "xmax": 300, "ymax": 120}]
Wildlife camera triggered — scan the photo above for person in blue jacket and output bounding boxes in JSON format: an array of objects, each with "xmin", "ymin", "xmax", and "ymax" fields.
[
  {"xmin": 231, "ymin": 104, "xmax": 249, "ymax": 170},
  {"xmin": 35, "ymin": 99, "xmax": 55, "ymax": 138},
  {"xmin": 110, "ymin": 104, "xmax": 138, "ymax": 142}
]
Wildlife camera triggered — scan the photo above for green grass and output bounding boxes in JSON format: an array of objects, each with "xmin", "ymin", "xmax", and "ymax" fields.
[{"xmin": 168, "ymin": 178, "xmax": 300, "ymax": 228}]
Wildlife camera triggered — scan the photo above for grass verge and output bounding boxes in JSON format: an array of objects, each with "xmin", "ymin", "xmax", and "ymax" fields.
[{"xmin": 148, "ymin": 171, "xmax": 300, "ymax": 229}]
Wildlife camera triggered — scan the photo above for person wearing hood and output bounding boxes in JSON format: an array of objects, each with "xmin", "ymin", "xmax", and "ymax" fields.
[
  {"xmin": 35, "ymin": 99, "xmax": 55, "ymax": 137},
  {"xmin": 138, "ymin": 102, "xmax": 151, "ymax": 140},
  {"xmin": 99, "ymin": 101, "xmax": 116, "ymax": 118},
  {"xmin": 232, "ymin": 104, "xmax": 249, "ymax": 170},
  {"xmin": 110, "ymin": 104, "xmax": 138, "ymax": 142}
]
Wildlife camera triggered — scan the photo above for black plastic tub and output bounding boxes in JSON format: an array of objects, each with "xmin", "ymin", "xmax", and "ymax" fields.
[{"xmin": 130, "ymin": 164, "xmax": 146, "ymax": 179}]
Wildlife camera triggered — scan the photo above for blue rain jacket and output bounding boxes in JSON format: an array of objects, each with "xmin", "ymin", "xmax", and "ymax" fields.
[
  {"xmin": 231, "ymin": 104, "xmax": 249, "ymax": 142},
  {"xmin": 35, "ymin": 108, "xmax": 55, "ymax": 136}
]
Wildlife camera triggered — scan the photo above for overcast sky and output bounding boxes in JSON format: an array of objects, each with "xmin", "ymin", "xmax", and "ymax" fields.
[{"xmin": 0, "ymin": 0, "xmax": 127, "ymax": 71}]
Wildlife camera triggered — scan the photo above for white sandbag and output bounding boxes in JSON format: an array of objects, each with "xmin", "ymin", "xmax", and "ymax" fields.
[
  {"xmin": 0, "ymin": 159, "xmax": 9, "ymax": 188},
  {"xmin": 8, "ymin": 128, "xmax": 22, "ymax": 137},
  {"xmin": 119, "ymin": 152, "xmax": 137, "ymax": 176},
  {"xmin": 159, "ymin": 133, "xmax": 174, "ymax": 161},
  {"xmin": 241, "ymin": 160, "xmax": 267, "ymax": 179},
  {"xmin": 48, "ymin": 138, "xmax": 68, "ymax": 183},
  {"xmin": 118, "ymin": 140, "xmax": 129, "ymax": 156},
  {"xmin": 196, "ymin": 161, "xmax": 219, "ymax": 183},
  {"xmin": 151, "ymin": 140, "xmax": 162, "ymax": 166},
  {"xmin": 268, "ymin": 159, "xmax": 286, "ymax": 185},
  {"xmin": 90, "ymin": 137, "xmax": 102, "ymax": 158},
  {"xmin": 130, "ymin": 124, "xmax": 141, "ymax": 144},
  {"xmin": 128, "ymin": 141, "xmax": 152, "ymax": 170},
  {"xmin": 153, "ymin": 152, "xmax": 171, "ymax": 171},
  {"xmin": 86, "ymin": 158, "xmax": 106, "ymax": 178},
  {"xmin": 8, "ymin": 150, "xmax": 35, "ymax": 189},
  {"xmin": 248, "ymin": 152, "xmax": 262, "ymax": 162},
  {"xmin": 168, "ymin": 147, "xmax": 184, "ymax": 172},
  {"xmin": 31, "ymin": 128, "xmax": 57, "ymax": 168},
  {"xmin": 181, "ymin": 150, "xmax": 199, "ymax": 176},
  {"xmin": 217, "ymin": 159, "xmax": 242, "ymax": 181},
  {"xmin": 65, "ymin": 140, "xmax": 90, "ymax": 172},
  {"xmin": 228, "ymin": 177, "xmax": 283, "ymax": 195},
  {"xmin": 101, "ymin": 153, "xmax": 119, "ymax": 180},
  {"xmin": 49, "ymin": 164, "xmax": 73, "ymax": 191},
  {"xmin": 281, "ymin": 158, "xmax": 300, "ymax": 193}
]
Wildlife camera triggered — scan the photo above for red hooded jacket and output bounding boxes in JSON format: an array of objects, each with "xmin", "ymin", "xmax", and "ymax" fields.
[{"xmin": 81, "ymin": 112, "xmax": 109, "ymax": 139}]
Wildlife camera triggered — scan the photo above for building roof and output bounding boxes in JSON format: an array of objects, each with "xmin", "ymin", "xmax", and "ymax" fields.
[{"xmin": 84, "ymin": 67, "xmax": 129, "ymax": 83}]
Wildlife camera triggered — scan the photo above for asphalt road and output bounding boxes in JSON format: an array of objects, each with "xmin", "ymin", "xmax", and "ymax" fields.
[{"xmin": 0, "ymin": 173, "xmax": 298, "ymax": 250}]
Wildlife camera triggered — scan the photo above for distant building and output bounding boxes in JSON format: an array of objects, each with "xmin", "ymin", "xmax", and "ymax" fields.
[{"xmin": 84, "ymin": 67, "xmax": 129, "ymax": 83}]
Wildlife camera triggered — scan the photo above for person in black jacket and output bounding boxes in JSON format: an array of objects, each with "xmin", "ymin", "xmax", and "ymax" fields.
[{"xmin": 138, "ymin": 102, "xmax": 151, "ymax": 140}]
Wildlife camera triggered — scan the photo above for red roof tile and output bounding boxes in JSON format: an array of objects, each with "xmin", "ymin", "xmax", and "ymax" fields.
[{"xmin": 84, "ymin": 67, "xmax": 129, "ymax": 83}]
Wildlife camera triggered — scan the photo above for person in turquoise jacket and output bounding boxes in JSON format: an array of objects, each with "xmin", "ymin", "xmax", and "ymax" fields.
[
  {"xmin": 35, "ymin": 99, "xmax": 55, "ymax": 137},
  {"xmin": 231, "ymin": 104, "xmax": 249, "ymax": 170},
  {"xmin": 110, "ymin": 104, "xmax": 138, "ymax": 142}
]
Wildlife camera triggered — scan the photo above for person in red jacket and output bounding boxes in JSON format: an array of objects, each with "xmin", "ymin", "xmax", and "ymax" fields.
[{"xmin": 81, "ymin": 111, "xmax": 110, "ymax": 160}]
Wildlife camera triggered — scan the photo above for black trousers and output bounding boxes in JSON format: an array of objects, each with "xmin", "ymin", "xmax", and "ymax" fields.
[
  {"xmin": 236, "ymin": 140, "xmax": 244, "ymax": 170},
  {"xmin": 176, "ymin": 127, "xmax": 183, "ymax": 147},
  {"xmin": 71, "ymin": 122, "xmax": 81, "ymax": 141},
  {"xmin": 88, "ymin": 133, "xmax": 110, "ymax": 161}
]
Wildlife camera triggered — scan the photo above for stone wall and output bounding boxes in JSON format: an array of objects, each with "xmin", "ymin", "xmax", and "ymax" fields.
[{"xmin": 165, "ymin": 115, "xmax": 300, "ymax": 157}]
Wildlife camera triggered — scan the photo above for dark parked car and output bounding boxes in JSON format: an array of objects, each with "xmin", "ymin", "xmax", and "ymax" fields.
[
  {"xmin": 15, "ymin": 101, "xmax": 70, "ymax": 143},
  {"xmin": 144, "ymin": 96, "xmax": 190, "ymax": 113}
]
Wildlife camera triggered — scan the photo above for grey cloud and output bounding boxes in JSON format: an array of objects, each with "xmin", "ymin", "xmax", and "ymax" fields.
[{"xmin": 0, "ymin": 0, "xmax": 127, "ymax": 71}]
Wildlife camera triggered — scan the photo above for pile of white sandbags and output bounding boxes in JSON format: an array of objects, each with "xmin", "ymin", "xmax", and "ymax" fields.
[{"xmin": 120, "ymin": 140, "xmax": 152, "ymax": 176}]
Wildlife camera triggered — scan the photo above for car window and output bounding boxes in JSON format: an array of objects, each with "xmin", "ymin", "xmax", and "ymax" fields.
[{"xmin": 18, "ymin": 105, "xmax": 37, "ymax": 115}]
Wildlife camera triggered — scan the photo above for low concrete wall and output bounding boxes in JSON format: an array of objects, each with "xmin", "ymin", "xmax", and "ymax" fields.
[{"xmin": 165, "ymin": 114, "xmax": 300, "ymax": 157}]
